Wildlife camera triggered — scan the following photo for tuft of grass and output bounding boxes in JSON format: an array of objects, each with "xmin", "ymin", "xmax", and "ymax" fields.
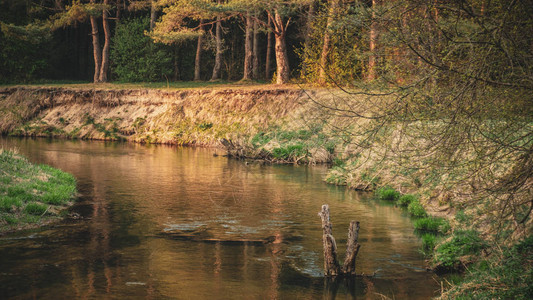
[
  {"xmin": 375, "ymin": 186, "xmax": 400, "ymax": 201},
  {"xmin": 421, "ymin": 233, "xmax": 437, "ymax": 254},
  {"xmin": 434, "ymin": 230, "xmax": 487, "ymax": 270},
  {"xmin": 408, "ymin": 200, "xmax": 427, "ymax": 217},
  {"xmin": 414, "ymin": 217, "xmax": 450, "ymax": 234},
  {"xmin": 24, "ymin": 203, "xmax": 48, "ymax": 215},
  {"xmin": 398, "ymin": 194, "xmax": 416, "ymax": 206}
]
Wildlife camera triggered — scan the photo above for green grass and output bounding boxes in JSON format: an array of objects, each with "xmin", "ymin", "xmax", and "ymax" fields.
[
  {"xmin": 249, "ymin": 127, "xmax": 338, "ymax": 163},
  {"xmin": 434, "ymin": 230, "xmax": 487, "ymax": 271},
  {"xmin": 2, "ymin": 80, "xmax": 278, "ymax": 90},
  {"xmin": 0, "ymin": 149, "xmax": 77, "ymax": 233},
  {"xmin": 441, "ymin": 236, "xmax": 532, "ymax": 299},
  {"xmin": 375, "ymin": 186, "xmax": 400, "ymax": 201},
  {"xmin": 414, "ymin": 217, "xmax": 450, "ymax": 234},
  {"xmin": 407, "ymin": 200, "xmax": 427, "ymax": 217},
  {"xmin": 398, "ymin": 194, "xmax": 416, "ymax": 206}
]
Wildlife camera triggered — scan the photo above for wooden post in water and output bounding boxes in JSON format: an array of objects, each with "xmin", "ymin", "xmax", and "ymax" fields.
[
  {"xmin": 318, "ymin": 204, "xmax": 341, "ymax": 276},
  {"xmin": 342, "ymin": 221, "xmax": 361, "ymax": 275},
  {"xmin": 318, "ymin": 204, "xmax": 361, "ymax": 277}
]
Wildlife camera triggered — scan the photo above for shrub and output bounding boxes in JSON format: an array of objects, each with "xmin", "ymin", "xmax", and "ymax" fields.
[
  {"xmin": 435, "ymin": 230, "xmax": 487, "ymax": 270},
  {"xmin": 398, "ymin": 194, "xmax": 416, "ymax": 206},
  {"xmin": 375, "ymin": 186, "xmax": 400, "ymax": 201},
  {"xmin": 24, "ymin": 203, "xmax": 48, "ymax": 215},
  {"xmin": 408, "ymin": 200, "xmax": 427, "ymax": 217}
]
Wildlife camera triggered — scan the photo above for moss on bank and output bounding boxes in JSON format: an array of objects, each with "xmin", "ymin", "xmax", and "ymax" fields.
[{"xmin": 0, "ymin": 149, "xmax": 77, "ymax": 234}]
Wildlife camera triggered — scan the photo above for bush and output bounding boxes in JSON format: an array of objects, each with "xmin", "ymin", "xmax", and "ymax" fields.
[
  {"xmin": 375, "ymin": 186, "xmax": 400, "ymax": 201},
  {"xmin": 435, "ymin": 230, "xmax": 487, "ymax": 270},
  {"xmin": 24, "ymin": 203, "xmax": 48, "ymax": 215},
  {"xmin": 398, "ymin": 194, "xmax": 416, "ymax": 206},
  {"xmin": 408, "ymin": 200, "xmax": 427, "ymax": 217},
  {"xmin": 111, "ymin": 17, "xmax": 172, "ymax": 82}
]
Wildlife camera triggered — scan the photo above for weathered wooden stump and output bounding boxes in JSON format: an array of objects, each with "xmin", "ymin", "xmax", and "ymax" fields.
[{"xmin": 318, "ymin": 204, "xmax": 361, "ymax": 277}]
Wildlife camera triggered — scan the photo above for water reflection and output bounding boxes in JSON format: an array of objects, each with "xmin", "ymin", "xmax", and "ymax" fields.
[{"xmin": 0, "ymin": 137, "xmax": 439, "ymax": 299}]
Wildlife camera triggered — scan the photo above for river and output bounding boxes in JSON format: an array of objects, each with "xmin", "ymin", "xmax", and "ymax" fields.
[{"xmin": 0, "ymin": 137, "xmax": 439, "ymax": 299}]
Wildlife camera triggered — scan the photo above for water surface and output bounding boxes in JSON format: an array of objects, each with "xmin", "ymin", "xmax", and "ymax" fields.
[{"xmin": 0, "ymin": 137, "xmax": 439, "ymax": 299}]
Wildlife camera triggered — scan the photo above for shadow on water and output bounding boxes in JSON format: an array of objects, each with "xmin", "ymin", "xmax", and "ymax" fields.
[{"xmin": 0, "ymin": 137, "xmax": 440, "ymax": 299}]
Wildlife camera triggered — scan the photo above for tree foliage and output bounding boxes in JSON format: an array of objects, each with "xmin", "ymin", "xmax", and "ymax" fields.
[{"xmin": 111, "ymin": 17, "xmax": 172, "ymax": 82}]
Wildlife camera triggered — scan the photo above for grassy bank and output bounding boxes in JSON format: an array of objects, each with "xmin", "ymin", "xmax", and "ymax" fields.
[
  {"xmin": 0, "ymin": 149, "xmax": 77, "ymax": 234},
  {"xmin": 369, "ymin": 186, "xmax": 532, "ymax": 299}
]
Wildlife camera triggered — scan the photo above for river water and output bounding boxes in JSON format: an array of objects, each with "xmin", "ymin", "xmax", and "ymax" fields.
[{"xmin": 0, "ymin": 137, "xmax": 439, "ymax": 299}]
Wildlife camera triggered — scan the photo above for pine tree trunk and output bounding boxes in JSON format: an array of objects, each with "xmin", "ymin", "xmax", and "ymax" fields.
[
  {"xmin": 252, "ymin": 18, "xmax": 259, "ymax": 80},
  {"xmin": 116, "ymin": 0, "xmax": 121, "ymax": 21},
  {"xmin": 367, "ymin": 0, "xmax": 379, "ymax": 81},
  {"xmin": 150, "ymin": 0, "xmax": 157, "ymax": 31},
  {"xmin": 301, "ymin": 2, "xmax": 315, "ymax": 77},
  {"xmin": 99, "ymin": 0, "xmax": 110, "ymax": 83},
  {"xmin": 89, "ymin": 1, "xmax": 101, "ymax": 83},
  {"xmin": 318, "ymin": 0, "xmax": 338, "ymax": 85},
  {"xmin": 211, "ymin": 16, "xmax": 222, "ymax": 81},
  {"xmin": 265, "ymin": 18, "xmax": 272, "ymax": 80},
  {"xmin": 273, "ymin": 11, "xmax": 290, "ymax": 85},
  {"xmin": 194, "ymin": 25, "xmax": 204, "ymax": 81},
  {"xmin": 242, "ymin": 13, "xmax": 253, "ymax": 81}
]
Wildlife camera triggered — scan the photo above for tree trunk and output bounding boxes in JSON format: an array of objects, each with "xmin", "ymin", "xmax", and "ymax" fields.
[
  {"xmin": 194, "ymin": 25, "xmax": 204, "ymax": 81},
  {"xmin": 150, "ymin": 0, "xmax": 157, "ymax": 31},
  {"xmin": 242, "ymin": 12, "xmax": 253, "ymax": 81},
  {"xmin": 318, "ymin": 205, "xmax": 341, "ymax": 276},
  {"xmin": 367, "ymin": 0, "xmax": 379, "ymax": 81},
  {"xmin": 211, "ymin": 16, "xmax": 222, "ymax": 81},
  {"xmin": 341, "ymin": 221, "xmax": 360, "ymax": 275},
  {"xmin": 116, "ymin": 0, "xmax": 121, "ymax": 21},
  {"xmin": 273, "ymin": 11, "xmax": 290, "ymax": 85},
  {"xmin": 265, "ymin": 18, "xmax": 272, "ymax": 80},
  {"xmin": 318, "ymin": 0, "xmax": 339, "ymax": 85},
  {"xmin": 99, "ymin": 0, "xmax": 110, "ymax": 83},
  {"xmin": 252, "ymin": 18, "xmax": 259, "ymax": 80},
  {"xmin": 89, "ymin": 1, "xmax": 101, "ymax": 83},
  {"xmin": 301, "ymin": 2, "xmax": 315, "ymax": 77}
]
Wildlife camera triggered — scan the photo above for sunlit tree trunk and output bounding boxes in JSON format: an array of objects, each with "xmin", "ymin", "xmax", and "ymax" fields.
[
  {"xmin": 318, "ymin": 0, "xmax": 339, "ymax": 85},
  {"xmin": 367, "ymin": 0, "xmax": 379, "ymax": 81},
  {"xmin": 242, "ymin": 12, "xmax": 253, "ymax": 81},
  {"xmin": 265, "ymin": 18, "xmax": 272, "ymax": 80},
  {"xmin": 99, "ymin": 0, "xmax": 110, "ymax": 82},
  {"xmin": 211, "ymin": 16, "xmax": 222, "ymax": 81},
  {"xmin": 90, "ymin": 0, "xmax": 101, "ymax": 83},
  {"xmin": 252, "ymin": 18, "xmax": 259, "ymax": 80},
  {"xmin": 273, "ymin": 10, "xmax": 290, "ymax": 84},
  {"xmin": 194, "ymin": 25, "xmax": 204, "ymax": 81},
  {"xmin": 150, "ymin": 0, "xmax": 157, "ymax": 31}
]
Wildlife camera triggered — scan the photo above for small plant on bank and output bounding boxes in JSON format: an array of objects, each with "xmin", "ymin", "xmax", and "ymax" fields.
[
  {"xmin": 434, "ymin": 230, "xmax": 487, "ymax": 271},
  {"xmin": 408, "ymin": 200, "xmax": 427, "ymax": 217},
  {"xmin": 375, "ymin": 186, "xmax": 400, "ymax": 201},
  {"xmin": 421, "ymin": 233, "xmax": 437, "ymax": 254},
  {"xmin": 398, "ymin": 194, "xmax": 416, "ymax": 206}
]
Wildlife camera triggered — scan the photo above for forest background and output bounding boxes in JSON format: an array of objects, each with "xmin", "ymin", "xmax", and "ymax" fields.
[{"xmin": 1, "ymin": 0, "xmax": 532, "ymax": 299}]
